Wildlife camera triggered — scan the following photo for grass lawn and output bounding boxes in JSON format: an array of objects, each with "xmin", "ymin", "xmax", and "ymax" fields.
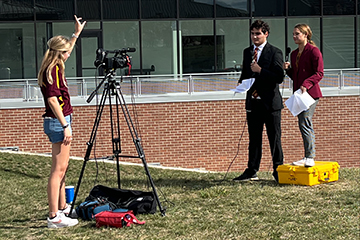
[{"xmin": 0, "ymin": 151, "xmax": 359, "ymax": 240}]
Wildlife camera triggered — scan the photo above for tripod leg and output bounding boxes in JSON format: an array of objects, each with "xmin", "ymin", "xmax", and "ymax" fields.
[
  {"xmin": 114, "ymin": 84, "xmax": 166, "ymax": 216},
  {"xmin": 69, "ymin": 160, "xmax": 87, "ymax": 216},
  {"xmin": 69, "ymin": 84, "xmax": 110, "ymax": 216},
  {"xmin": 108, "ymin": 91, "xmax": 122, "ymax": 189},
  {"xmin": 116, "ymin": 155, "xmax": 121, "ymax": 189},
  {"xmin": 136, "ymin": 141, "xmax": 166, "ymax": 216}
]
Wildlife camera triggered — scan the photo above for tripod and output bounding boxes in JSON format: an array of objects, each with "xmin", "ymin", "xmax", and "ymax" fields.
[{"xmin": 70, "ymin": 70, "xmax": 166, "ymax": 216}]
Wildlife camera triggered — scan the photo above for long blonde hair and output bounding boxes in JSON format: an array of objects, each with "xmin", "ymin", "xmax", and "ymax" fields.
[
  {"xmin": 37, "ymin": 36, "xmax": 71, "ymax": 87},
  {"xmin": 294, "ymin": 23, "xmax": 317, "ymax": 47}
]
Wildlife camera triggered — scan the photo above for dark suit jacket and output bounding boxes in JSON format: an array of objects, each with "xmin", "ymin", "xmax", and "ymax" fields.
[
  {"xmin": 239, "ymin": 42, "xmax": 284, "ymax": 111},
  {"xmin": 286, "ymin": 43, "xmax": 323, "ymax": 99}
]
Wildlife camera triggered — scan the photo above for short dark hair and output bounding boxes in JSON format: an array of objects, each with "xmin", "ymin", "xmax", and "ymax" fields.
[{"xmin": 250, "ymin": 20, "xmax": 270, "ymax": 35}]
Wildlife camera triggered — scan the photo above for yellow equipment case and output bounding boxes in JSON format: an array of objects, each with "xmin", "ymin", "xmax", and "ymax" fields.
[{"xmin": 277, "ymin": 161, "xmax": 340, "ymax": 186}]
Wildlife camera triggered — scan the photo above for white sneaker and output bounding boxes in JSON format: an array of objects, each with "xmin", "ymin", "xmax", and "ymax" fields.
[
  {"xmin": 47, "ymin": 211, "xmax": 78, "ymax": 228},
  {"xmin": 305, "ymin": 158, "xmax": 315, "ymax": 167},
  {"xmin": 292, "ymin": 158, "xmax": 306, "ymax": 166},
  {"xmin": 60, "ymin": 204, "xmax": 78, "ymax": 218}
]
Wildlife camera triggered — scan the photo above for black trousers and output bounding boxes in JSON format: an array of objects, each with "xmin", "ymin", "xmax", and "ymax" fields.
[{"xmin": 246, "ymin": 99, "xmax": 283, "ymax": 173}]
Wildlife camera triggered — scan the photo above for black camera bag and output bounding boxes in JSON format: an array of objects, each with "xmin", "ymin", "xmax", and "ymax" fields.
[{"xmin": 86, "ymin": 185, "xmax": 157, "ymax": 215}]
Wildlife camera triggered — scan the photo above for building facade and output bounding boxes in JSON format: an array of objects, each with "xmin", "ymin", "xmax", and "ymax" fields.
[{"xmin": 0, "ymin": 0, "xmax": 359, "ymax": 80}]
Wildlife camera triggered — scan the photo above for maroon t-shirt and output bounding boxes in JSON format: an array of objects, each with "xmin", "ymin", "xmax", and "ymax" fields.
[{"xmin": 40, "ymin": 65, "xmax": 73, "ymax": 118}]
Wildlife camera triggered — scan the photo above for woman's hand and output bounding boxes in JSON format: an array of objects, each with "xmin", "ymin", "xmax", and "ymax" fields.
[
  {"xmin": 300, "ymin": 85, "xmax": 307, "ymax": 93},
  {"xmin": 63, "ymin": 127, "xmax": 72, "ymax": 146},
  {"xmin": 283, "ymin": 62, "xmax": 290, "ymax": 70},
  {"xmin": 74, "ymin": 15, "xmax": 86, "ymax": 36}
]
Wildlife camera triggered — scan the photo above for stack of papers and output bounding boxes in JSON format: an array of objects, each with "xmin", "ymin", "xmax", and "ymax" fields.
[
  {"xmin": 230, "ymin": 78, "xmax": 255, "ymax": 94},
  {"xmin": 231, "ymin": 80, "xmax": 315, "ymax": 117},
  {"xmin": 285, "ymin": 89, "xmax": 315, "ymax": 116}
]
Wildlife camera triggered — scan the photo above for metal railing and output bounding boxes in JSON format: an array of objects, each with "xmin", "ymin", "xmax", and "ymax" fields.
[{"xmin": 0, "ymin": 68, "xmax": 359, "ymax": 102}]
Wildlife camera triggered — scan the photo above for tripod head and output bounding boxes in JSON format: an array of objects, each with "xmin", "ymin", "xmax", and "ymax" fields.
[{"xmin": 87, "ymin": 69, "xmax": 118, "ymax": 103}]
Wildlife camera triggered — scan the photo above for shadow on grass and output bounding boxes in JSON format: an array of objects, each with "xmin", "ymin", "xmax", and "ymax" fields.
[
  {"xmin": 0, "ymin": 167, "xmax": 43, "ymax": 179},
  {"xmin": 221, "ymin": 178, "xmax": 280, "ymax": 187},
  {"xmin": 81, "ymin": 172, "xmax": 282, "ymax": 193},
  {"xmin": 82, "ymin": 178, "xmax": 219, "ymax": 191},
  {"xmin": 0, "ymin": 218, "xmax": 47, "ymax": 229}
]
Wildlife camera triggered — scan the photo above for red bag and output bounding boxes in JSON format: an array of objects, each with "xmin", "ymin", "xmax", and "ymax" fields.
[{"xmin": 95, "ymin": 210, "xmax": 145, "ymax": 228}]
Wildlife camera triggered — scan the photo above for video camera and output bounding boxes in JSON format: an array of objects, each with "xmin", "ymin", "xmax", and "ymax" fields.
[{"xmin": 94, "ymin": 48, "xmax": 136, "ymax": 71}]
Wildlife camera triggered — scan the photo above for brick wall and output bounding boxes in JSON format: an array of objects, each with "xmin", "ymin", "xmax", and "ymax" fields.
[{"xmin": 0, "ymin": 95, "xmax": 359, "ymax": 171}]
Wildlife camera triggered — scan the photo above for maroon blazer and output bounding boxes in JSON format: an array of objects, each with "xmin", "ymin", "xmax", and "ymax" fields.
[{"xmin": 286, "ymin": 43, "xmax": 324, "ymax": 99}]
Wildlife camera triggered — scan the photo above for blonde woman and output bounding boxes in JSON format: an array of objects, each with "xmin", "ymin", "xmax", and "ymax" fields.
[
  {"xmin": 38, "ymin": 15, "xmax": 86, "ymax": 228},
  {"xmin": 284, "ymin": 24, "xmax": 324, "ymax": 167}
]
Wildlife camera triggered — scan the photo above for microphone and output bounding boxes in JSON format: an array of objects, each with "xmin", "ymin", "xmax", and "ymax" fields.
[{"xmin": 285, "ymin": 47, "xmax": 291, "ymax": 62}]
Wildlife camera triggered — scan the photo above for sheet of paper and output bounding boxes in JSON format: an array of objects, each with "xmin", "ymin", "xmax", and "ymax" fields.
[
  {"xmin": 285, "ymin": 89, "xmax": 316, "ymax": 116},
  {"xmin": 230, "ymin": 78, "xmax": 255, "ymax": 94}
]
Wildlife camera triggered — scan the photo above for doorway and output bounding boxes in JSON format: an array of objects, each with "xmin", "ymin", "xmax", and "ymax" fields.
[{"xmin": 75, "ymin": 30, "xmax": 103, "ymax": 77}]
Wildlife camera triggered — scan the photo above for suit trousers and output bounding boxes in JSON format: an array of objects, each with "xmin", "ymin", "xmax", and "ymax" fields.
[{"xmin": 246, "ymin": 99, "xmax": 283, "ymax": 173}]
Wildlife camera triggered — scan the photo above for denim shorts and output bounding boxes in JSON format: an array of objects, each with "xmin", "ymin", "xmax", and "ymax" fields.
[{"xmin": 44, "ymin": 115, "xmax": 72, "ymax": 144}]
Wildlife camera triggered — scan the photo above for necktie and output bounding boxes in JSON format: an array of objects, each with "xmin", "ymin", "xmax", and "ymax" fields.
[
  {"xmin": 253, "ymin": 47, "xmax": 259, "ymax": 63},
  {"xmin": 252, "ymin": 47, "xmax": 260, "ymax": 99}
]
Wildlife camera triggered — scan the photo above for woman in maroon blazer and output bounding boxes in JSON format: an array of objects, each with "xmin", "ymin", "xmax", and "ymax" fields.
[{"xmin": 284, "ymin": 23, "xmax": 324, "ymax": 167}]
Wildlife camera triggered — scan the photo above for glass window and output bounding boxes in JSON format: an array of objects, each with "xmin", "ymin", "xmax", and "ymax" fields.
[
  {"xmin": 287, "ymin": 18, "xmax": 321, "ymax": 56},
  {"xmin": 103, "ymin": 0, "xmax": 139, "ymax": 19},
  {"xmin": 103, "ymin": 21, "xmax": 140, "ymax": 75},
  {"xmin": 0, "ymin": 0, "xmax": 34, "ymax": 21},
  {"xmin": 142, "ymin": 21, "xmax": 176, "ymax": 74},
  {"xmin": 84, "ymin": 22, "xmax": 101, "ymax": 29},
  {"xmin": 288, "ymin": 0, "xmax": 320, "ymax": 16},
  {"xmin": 252, "ymin": 0, "xmax": 285, "ymax": 17},
  {"xmin": 0, "ymin": 23, "xmax": 36, "ymax": 79},
  {"xmin": 216, "ymin": 0, "xmax": 249, "ymax": 17},
  {"xmin": 323, "ymin": 17, "xmax": 354, "ymax": 68},
  {"xmin": 180, "ymin": 20, "xmax": 214, "ymax": 73},
  {"xmin": 52, "ymin": 22, "xmax": 78, "ymax": 77},
  {"xmin": 35, "ymin": 0, "xmax": 74, "ymax": 20},
  {"xmin": 81, "ymin": 36, "xmax": 100, "ymax": 77},
  {"xmin": 77, "ymin": 0, "xmax": 101, "ymax": 20},
  {"xmin": 257, "ymin": 19, "xmax": 286, "ymax": 55},
  {"xmin": 215, "ymin": 20, "xmax": 249, "ymax": 71},
  {"xmin": 141, "ymin": 0, "xmax": 176, "ymax": 19},
  {"xmin": 323, "ymin": 0, "xmax": 356, "ymax": 15},
  {"xmin": 43, "ymin": 22, "xmax": 101, "ymax": 78},
  {"xmin": 179, "ymin": 0, "xmax": 214, "ymax": 18},
  {"xmin": 36, "ymin": 22, "xmax": 47, "ymax": 77}
]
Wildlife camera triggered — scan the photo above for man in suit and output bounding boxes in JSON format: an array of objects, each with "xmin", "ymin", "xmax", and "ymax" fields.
[{"xmin": 233, "ymin": 20, "xmax": 284, "ymax": 182}]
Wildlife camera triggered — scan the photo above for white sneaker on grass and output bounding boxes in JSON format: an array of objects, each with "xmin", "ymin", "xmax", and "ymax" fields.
[
  {"xmin": 305, "ymin": 158, "xmax": 315, "ymax": 167},
  {"xmin": 292, "ymin": 158, "xmax": 306, "ymax": 166},
  {"xmin": 47, "ymin": 211, "xmax": 78, "ymax": 228}
]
